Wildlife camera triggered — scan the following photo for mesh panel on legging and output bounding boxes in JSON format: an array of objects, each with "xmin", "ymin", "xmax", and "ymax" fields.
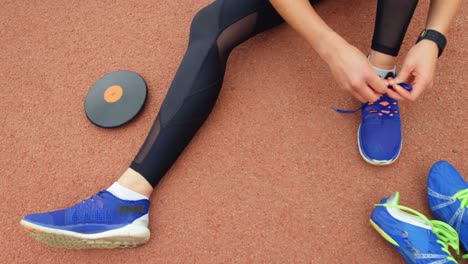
[
  {"xmin": 371, "ymin": 0, "xmax": 419, "ymax": 56},
  {"xmin": 131, "ymin": 0, "xmax": 323, "ymax": 187}
]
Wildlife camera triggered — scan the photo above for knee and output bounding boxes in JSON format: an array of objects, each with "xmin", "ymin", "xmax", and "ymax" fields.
[{"xmin": 189, "ymin": 3, "xmax": 222, "ymax": 41}]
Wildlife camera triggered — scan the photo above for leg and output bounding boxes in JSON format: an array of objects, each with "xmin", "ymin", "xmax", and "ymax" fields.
[
  {"xmin": 125, "ymin": 0, "xmax": 316, "ymax": 190},
  {"xmin": 359, "ymin": 0, "xmax": 419, "ymax": 165},
  {"xmin": 21, "ymin": 0, "xmax": 318, "ymax": 249},
  {"xmin": 369, "ymin": 0, "xmax": 419, "ymax": 70}
]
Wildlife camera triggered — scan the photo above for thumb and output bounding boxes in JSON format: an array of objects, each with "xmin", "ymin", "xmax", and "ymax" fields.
[{"xmin": 393, "ymin": 64, "xmax": 413, "ymax": 84}]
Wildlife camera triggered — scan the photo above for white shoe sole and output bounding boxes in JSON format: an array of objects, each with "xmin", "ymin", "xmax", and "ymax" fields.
[
  {"xmin": 357, "ymin": 125, "xmax": 401, "ymax": 166},
  {"xmin": 20, "ymin": 214, "xmax": 150, "ymax": 249}
]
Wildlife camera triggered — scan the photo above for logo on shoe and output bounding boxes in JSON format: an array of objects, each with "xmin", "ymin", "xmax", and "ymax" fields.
[{"xmin": 119, "ymin": 205, "xmax": 145, "ymax": 214}]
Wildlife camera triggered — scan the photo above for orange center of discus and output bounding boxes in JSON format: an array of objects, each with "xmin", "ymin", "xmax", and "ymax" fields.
[{"xmin": 104, "ymin": 85, "xmax": 123, "ymax": 103}]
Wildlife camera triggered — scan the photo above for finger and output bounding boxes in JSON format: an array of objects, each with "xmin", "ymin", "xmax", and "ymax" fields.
[
  {"xmin": 406, "ymin": 73, "xmax": 433, "ymax": 101},
  {"xmin": 391, "ymin": 84, "xmax": 413, "ymax": 101},
  {"xmin": 386, "ymin": 89, "xmax": 405, "ymax": 101},
  {"xmin": 350, "ymin": 90, "xmax": 366, "ymax": 103},
  {"xmin": 393, "ymin": 65, "xmax": 412, "ymax": 84},
  {"xmin": 358, "ymin": 85, "xmax": 381, "ymax": 103},
  {"xmin": 408, "ymin": 83, "xmax": 425, "ymax": 101},
  {"xmin": 387, "ymin": 77, "xmax": 397, "ymax": 86},
  {"xmin": 366, "ymin": 72, "xmax": 388, "ymax": 94}
]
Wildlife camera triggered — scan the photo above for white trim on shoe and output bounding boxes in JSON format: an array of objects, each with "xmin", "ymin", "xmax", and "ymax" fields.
[
  {"xmin": 385, "ymin": 194, "xmax": 432, "ymax": 230},
  {"xmin": 20, "ymin": 214, "xmax": 150, "ymax": 240}
]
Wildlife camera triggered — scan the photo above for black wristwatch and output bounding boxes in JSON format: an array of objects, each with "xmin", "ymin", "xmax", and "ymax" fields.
[{"xmin": 416, "ymin": 29, "xmax": 447, "ymax": 57}]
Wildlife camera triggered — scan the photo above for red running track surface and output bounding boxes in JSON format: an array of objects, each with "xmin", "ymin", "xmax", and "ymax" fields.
[{"xmin": 1, "ymin": 0, "xmax": 466, "ymax": 263}]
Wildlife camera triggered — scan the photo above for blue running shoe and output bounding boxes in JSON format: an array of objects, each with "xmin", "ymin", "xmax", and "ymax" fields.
[
  {"xmin": 428, "ymin": 160, "xmax": 468, "ymax": 258},
  {"xmin": 333, "ymin": 78, "xmax": 412, "ymax": 166},
  {"xmin": 370, "ymin": 192, "xmax": 462, "ymax": 263},
  {"xmin": 358, "ymin": 92, "xmax": 404, "ymax": 165},
  {"xmin": 20, "ymin": 190, "xmax": 150, "ymax": 249}
]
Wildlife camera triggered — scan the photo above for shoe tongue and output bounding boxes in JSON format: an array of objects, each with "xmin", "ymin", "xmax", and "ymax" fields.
[{"xmin": 379, "ymin": 93, "xmax": 396, "ymax": 104}]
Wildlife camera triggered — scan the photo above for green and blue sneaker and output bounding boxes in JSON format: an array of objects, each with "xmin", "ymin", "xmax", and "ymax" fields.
[
  {"xmin": 428, "ymin": 160, "xmax": 468, "ymax": 258},
  {"xmin": 370, "ymin": 192, "xmax": 463, "ymax": 263}
]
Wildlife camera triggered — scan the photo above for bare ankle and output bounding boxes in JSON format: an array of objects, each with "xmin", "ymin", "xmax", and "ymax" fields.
[
  {"xmin": 117, "ymin": 168, "xmax": 154, "ymax": 198},
  {"xmin": 369, "ymin": 50, "xmax": 397, "ymax": 70}
]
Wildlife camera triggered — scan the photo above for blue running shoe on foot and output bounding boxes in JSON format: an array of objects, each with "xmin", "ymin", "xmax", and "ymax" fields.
[
  {"xmin": 358, "ymin": 92, "xmax": 403, "ymax": 166},
  {"xmin": 333, "ymin": 79, "xmax": 412, "ymax": 166},
  {"xmin": 358, "ymin": 76, "xmax": 413, "ymax": 166},
  {"xmin": 428, "ymin": 160, "xmax": 468, "ymax": 259},
  {"xmin": 370, "ymin": 192, "xmax": 462, "ymax": 263},
  {"xmin": 20, "ymin": 190, "xmax": 150, "ymax": 249}
]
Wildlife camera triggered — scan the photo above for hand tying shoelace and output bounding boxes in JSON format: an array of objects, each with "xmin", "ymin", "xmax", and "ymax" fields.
[
  {"xmin": 332, "ymin": 82, "xmax": 413, "ymax": 165},
  {"xmin": 331, "ymin": 83, "xmax": 413, "ymax": 115}
]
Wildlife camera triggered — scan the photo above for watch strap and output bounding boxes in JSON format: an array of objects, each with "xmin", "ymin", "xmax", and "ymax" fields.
[{"xmin": 416, "ymin": 29, "xmax": 447, "ymax": 57}]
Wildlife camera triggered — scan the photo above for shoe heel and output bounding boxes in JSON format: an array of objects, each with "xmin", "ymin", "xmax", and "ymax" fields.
[{"xmin": 369, "ymin": 219, "xmax": 399, "ymax": 247}]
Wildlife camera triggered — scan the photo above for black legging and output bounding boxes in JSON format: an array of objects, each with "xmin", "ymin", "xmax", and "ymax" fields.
[
  {"xmin": 372, "ymin": 0, "xmax": 419, "ymax": 56},
  {"xmin": 130, "ymin": 0, "xmax": 418, "ymax": 187}
]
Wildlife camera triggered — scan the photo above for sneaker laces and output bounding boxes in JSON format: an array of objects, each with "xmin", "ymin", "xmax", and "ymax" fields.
[
  {"xmin": 79, "ymin": 191, "xmax": 105, "ymax": 208},
  {"xmin": 452, "ymin": 189, "xmax": 468, "ymax": 208},
  {"xmin": 376, "ymin": 203, "xmax": 463, "ymax": 262},
  {"xmin": 331, "ymin": 83, "xmax": 412, "ymax": 119},
  {"xmin": 431, "ymin": 220, "xmax": 467, "ymax": 261},
  {"xmin": 362, "ymin": 96, "xmax": 400, "ymax": 120},
  {"xmin": 451, "ymin": 189, "xmax": 468, "ymax": 260}
]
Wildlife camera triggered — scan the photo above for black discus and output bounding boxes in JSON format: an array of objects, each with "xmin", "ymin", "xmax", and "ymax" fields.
[{"xmin": 85, "ymin": 70, "xmax": 148, "ymax": 128}]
